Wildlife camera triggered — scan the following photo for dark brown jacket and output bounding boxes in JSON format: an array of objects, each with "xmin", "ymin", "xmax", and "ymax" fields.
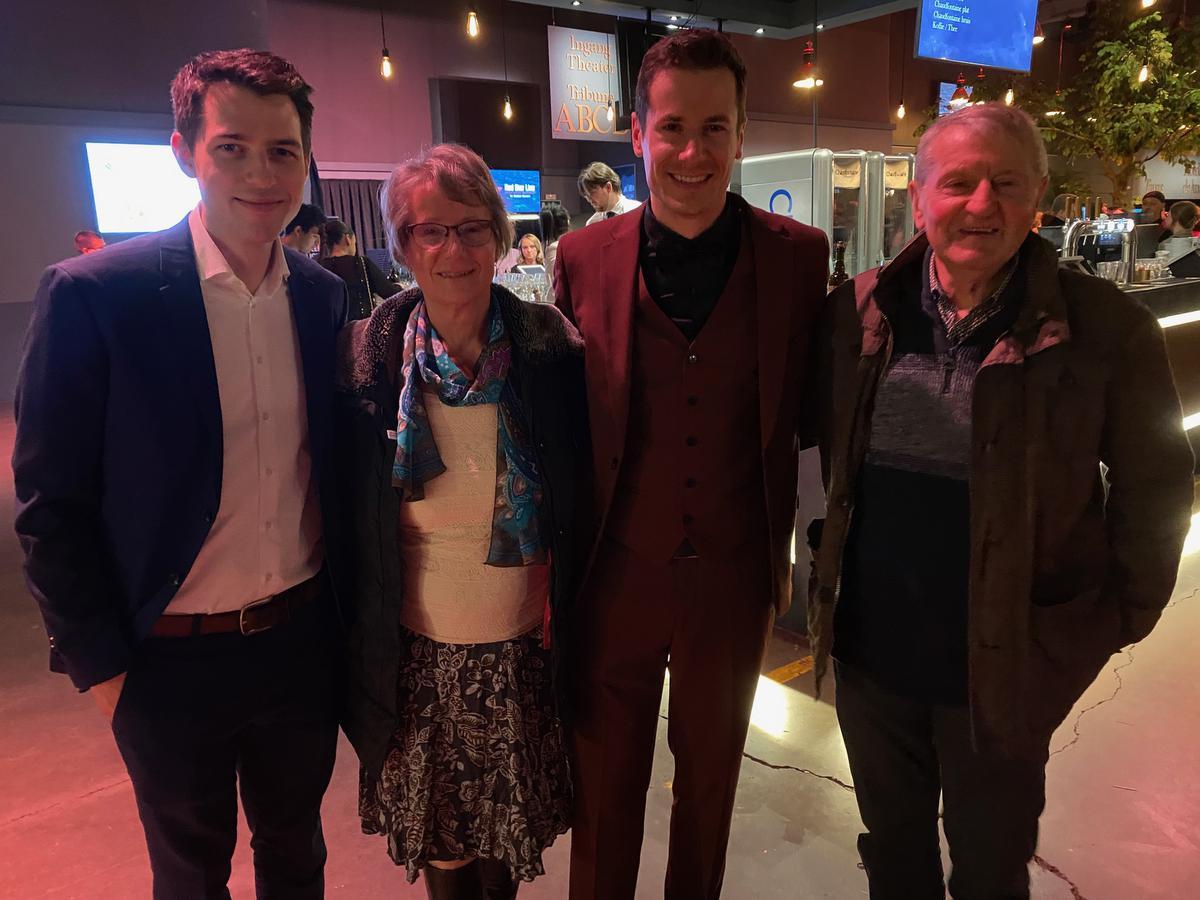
[{"xmin": 810, "ymin": 231, "xmax": 1193, "ymax": 758}]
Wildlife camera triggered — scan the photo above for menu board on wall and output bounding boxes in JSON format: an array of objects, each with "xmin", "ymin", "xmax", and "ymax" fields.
[{"xmin": 548, "ymin": 25, "xmax": 628, "ymax": 143}]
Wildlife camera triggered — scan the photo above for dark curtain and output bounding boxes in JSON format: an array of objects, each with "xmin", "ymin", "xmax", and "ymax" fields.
[{"xmin": 321, "ymin": 178, "xmax": 387, "ymax": 250}]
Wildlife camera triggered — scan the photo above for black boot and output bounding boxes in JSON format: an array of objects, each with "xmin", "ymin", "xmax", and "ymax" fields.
[
  {"xmin": 422, "ymin": 860, "xmax": 483, "ymax": 900},
  {"xmin": 478, "ymin": 858, "xmax": 518, "ymax": 900}
]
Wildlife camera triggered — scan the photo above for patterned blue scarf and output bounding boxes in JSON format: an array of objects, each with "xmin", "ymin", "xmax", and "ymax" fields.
[{"xmin": 392, "ymin": 294, "xmax": 546, "ymax": 567}]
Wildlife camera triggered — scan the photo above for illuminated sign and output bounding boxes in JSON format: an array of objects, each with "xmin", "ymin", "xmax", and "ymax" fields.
[{"xmin": 548, "ymin": 25, "xmax": 628, "ymax": 143}]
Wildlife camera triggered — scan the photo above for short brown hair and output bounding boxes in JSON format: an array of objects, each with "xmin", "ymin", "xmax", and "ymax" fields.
[
  {"xmin": 635, "ymin": 29, "xmax": 747, "ymax": 128},
  {"xmin": 171, "ymin": 49, "xmax": 314, "ymax": 153},
  {"xmin": 578, "ymin": 161, "xmax": 620, "ymax": 198},
  {"xmin": 381, "ymin": 143, "xmax": 514, "ymax": 266},
  {"xmin": 1171, "ymin": 200, "xmax": 1198, "ymax": 231}
]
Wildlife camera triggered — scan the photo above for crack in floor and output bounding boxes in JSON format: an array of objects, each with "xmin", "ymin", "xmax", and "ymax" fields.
[
  {"xmin": 1032, "ymin": 853, "xmax": 1087, "ymax": 899},
  {"xmin": 741, "ymin": 750, "xmax": 857, "ymax": 792},
  {"xmin": 655, "ymin": 712, "xmax": 856, "ymax": 792},
  {"xmin": 0, "ymin": 776, "xmax": 131, "ymax": 829},
  {"xmin": 1050, "ymin": 647, "xmax": 1136, "ymax": 757},
  {"xmin": 1164, "ymin": 585, "xmax": 1197, "ymax": 610}
]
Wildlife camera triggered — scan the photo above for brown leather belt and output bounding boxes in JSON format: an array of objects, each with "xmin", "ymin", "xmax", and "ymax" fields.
[{"xmin": 150, "ymin": 575, "xmax": 320, "ymax": 638}]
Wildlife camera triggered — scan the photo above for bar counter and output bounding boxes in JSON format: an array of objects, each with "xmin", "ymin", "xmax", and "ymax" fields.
[{"xmin": 1130, "ymin": 277, "xmax": 1200, "ymax": 447}]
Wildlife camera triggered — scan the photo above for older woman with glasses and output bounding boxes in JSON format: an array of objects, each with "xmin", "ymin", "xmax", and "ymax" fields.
[{"xmin": 329, "ymin": 143, "xmax": 589, "ymax": 899}]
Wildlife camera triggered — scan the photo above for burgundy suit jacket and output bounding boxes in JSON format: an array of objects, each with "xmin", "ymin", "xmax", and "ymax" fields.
[{"xmin": 554, "ymin": 194, "xmax": 829, "ymax": 615}]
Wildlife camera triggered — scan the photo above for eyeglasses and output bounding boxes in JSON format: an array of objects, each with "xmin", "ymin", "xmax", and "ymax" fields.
[{"xmin": 406, "ymin": 219, "xmax": 494, "ymax": 250}]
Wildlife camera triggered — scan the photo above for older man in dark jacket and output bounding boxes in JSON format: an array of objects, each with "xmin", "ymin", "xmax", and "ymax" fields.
[{"xmin": 811, "ymin": 103, "xmax": 1193, "ymax": 899}]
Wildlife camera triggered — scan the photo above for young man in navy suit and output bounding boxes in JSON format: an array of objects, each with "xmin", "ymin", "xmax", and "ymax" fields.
[{"xmin": 13, "ymin": 50, "xmax": 347, "ymax": 898}]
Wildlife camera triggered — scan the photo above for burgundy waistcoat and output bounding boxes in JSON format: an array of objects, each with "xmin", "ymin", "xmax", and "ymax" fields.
[{"xmin": 605, "ymin": 229, "xmax": 768, "ymax": 561}]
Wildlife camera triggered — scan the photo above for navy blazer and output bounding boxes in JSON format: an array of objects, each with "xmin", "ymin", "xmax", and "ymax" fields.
[{"xmin": 12, "ymin": 217, "xmax": 348, "ymax": 691}]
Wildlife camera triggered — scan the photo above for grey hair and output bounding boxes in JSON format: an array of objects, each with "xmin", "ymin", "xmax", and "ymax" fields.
[
  {"xmin": 380, "ymin": 143, "xmax": 514, "ymax": 266},
  {"xmin": 914, "ymin": 103, "xmax": 1048, "ymax": 185}
]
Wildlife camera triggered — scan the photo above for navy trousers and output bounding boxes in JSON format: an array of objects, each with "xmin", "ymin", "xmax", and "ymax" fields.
[{"xmin": 110, "ymin": 591, "xmax": 339, "ymax": 900}]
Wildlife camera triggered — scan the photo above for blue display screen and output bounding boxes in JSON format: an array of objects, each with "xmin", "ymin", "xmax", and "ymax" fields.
[
  {"xmin": 615, "ymin": 164, "xmax": 638, "ymax": 202},
  {"xmin": 915, "ymin": 0, "xmax": 1038, "ymax": 73},
  {"xmin": 490, "ymin": 169, "xmax": 541, "ymax": 215}
]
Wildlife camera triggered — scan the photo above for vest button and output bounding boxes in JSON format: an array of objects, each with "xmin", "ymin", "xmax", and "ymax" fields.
[
  {"xmin": 685, "ymin": 436, "xmax": 698, "ymax": 447},
  {"xmin": 687, "ymin": 353, "xmax": 699, "ymax": 364}
]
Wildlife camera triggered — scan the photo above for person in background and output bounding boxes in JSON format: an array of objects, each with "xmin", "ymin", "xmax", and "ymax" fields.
[
  {"xmin": 555, "ymin": 29, "xmax": 829, "ymax": 900},
  {"xmin": 1166, "ymin": 200, "xmax": 1199, "ymax": 237},
  {"xmin": 1162, "ymin": 200, "xmax": 1199, "ymax": 264},
  {"xmin": 512, "ymin": 232, "xmax": 545, "ymax": 269},
  {"xmin": 542, "ymin": 202, "xmax": 570, "ymax": 281},
  {"xmin": 73, "ymin": 229, "xmax": 106, "ymax": 255},
  {"xmin": 14, "ymin": 49, "xmax": 347, "ymax": 898},
  {"xmin": 331, "ymin": 142, "xmax": 587, "ymax": 899},
  {"xmin": 811, "ymin": 102, "xmax": 1192, "ymax": 899},
  {"xmin": 320, "ymin": 218, "xmax": 400, "ymax": 319},
  {"xmin": 1039, "ymin": 193, "xmax": 1076, "ymax": 228},
  {"xmin": 578, "ymin": 161, "xmax": 641, "ymax": 226},
  {"xmin": 282, "ymin": 201, "xmax": 325, "ymax": 255},
  {"xmin": 1141, "ymin": 190, "xmax": 1171, "ymax": 239}
]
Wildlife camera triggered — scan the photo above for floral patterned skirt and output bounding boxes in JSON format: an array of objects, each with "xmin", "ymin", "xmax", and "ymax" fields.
[{"xmin": 358, "ymin": 626, "xmax": 572, "ymax": 883}]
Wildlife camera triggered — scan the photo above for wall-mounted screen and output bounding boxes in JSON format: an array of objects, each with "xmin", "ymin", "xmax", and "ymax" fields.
[
  {"xmin": 937, "ymin": 81, "xmax": 974, "ymax": 116},
  {"xmin": 615, "ymin": 163, "xmax": 638, "ymax": 202},
  {"xmin": 85, "ymin": 142, "xmax": 199, "ymax": 233},
  {"xmin": 490, "ymin": 169, "xmax": 541, "ymax": 215},
  {"xmin": 915, "ymin": 0, "xmax": 1038, "ymax": 73}
]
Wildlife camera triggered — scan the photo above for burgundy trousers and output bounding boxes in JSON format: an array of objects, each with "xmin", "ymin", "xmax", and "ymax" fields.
[{"xmin": 568, "ymin": 537, "xmax": 775, "ymax": 900}]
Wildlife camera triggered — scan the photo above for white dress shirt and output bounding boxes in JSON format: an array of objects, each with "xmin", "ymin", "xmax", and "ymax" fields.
[
  {"xmin": 166, "ymin": 207, "xmax": 322, "ymax": 614},
  {"xmin": 585, "ymin": 194, "xmax": 642, "ymax": 227}
]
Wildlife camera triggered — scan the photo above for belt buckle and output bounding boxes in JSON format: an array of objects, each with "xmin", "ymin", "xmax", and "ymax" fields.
[{"xmin": 238, "ymin": 596, "xmax": 275, "ymax": 635}]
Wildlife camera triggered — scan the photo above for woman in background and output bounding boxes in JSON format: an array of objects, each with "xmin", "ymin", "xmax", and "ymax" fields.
[
  {"xmin": 541, "ymin": 203, "xmax": 570, "ymax": 282},
  {"xmin": 513, "ymin": 233, "xmax": 544, "ymax": 269},
  {"xmin": 320, "ymin": 218, "xmax": 400, "ymax": 319},
  {"xmin": 330, "ymin": 143, "xmax": 588, "ymax": 899}
]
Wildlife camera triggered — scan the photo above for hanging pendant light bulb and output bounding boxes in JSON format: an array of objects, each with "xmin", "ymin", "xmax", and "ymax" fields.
[
  {"xmin": 1004, "ymin": 87, "xmax": 1015, "ymax": 105},
  {"xmin": 467, "ymin": 9, "xmax": 480, "ymax": 38},
  {"xmin": 378, "ymin": 9, "xmax": 393, "ymax": 79},
  {"xmin": 1139, "ymin": 63, "xmax": 1150, "ymax": 83},
  {"xmin": 948, "ymin": 72, "xmax": 971, "ymax": 110},
  {"xmin": 1141, "ymin": 0, "xmax": 1157, "ymax": 8},
  {"xmin": 1033, "ymin": 20, "xmax": 1045, "ymax": 46},
  {"xmin": 896, "ymin": 101, "xmax": 906, "ymax": 120},
  {"xmin": 792, "ymin": 40, "xmax": 823, "ymax": 89},
  {"xmin": 503, "ymin": 95, "xmax": 513, "ymax": 120},
  {"xmin": 606, "ymin": 100, "xmax": 615, "ymax": 123}
]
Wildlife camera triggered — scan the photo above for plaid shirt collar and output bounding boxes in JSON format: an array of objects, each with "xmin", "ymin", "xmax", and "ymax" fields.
[{"xmin": 927, "ymin": 249, "xmax": 1019, "ymax": 347}]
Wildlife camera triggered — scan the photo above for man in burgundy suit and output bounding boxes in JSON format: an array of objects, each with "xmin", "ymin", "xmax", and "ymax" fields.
[{"xmin": 553, "ymin": 29, "xmax": 829, "ymax": 900}]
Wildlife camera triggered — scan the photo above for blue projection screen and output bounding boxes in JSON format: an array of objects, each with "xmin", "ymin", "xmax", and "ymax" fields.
[
  {"xmin": 915, "ymin": 0, "xmax": 1038, "ymax": 73},
  {"xmin": 490, "ymin": 169, "xmax": 541, "ymax": 215}
]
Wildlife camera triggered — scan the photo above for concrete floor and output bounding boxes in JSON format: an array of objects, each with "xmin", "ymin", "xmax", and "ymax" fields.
[{"xmin": 2, "ymin": 405, "xmax": 1198, "ymax": 899}]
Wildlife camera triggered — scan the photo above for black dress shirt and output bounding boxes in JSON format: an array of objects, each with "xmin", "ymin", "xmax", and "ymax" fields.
[{"xmin": 639, "ymin": 197, "xmax": 741, "ymax": 342}]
